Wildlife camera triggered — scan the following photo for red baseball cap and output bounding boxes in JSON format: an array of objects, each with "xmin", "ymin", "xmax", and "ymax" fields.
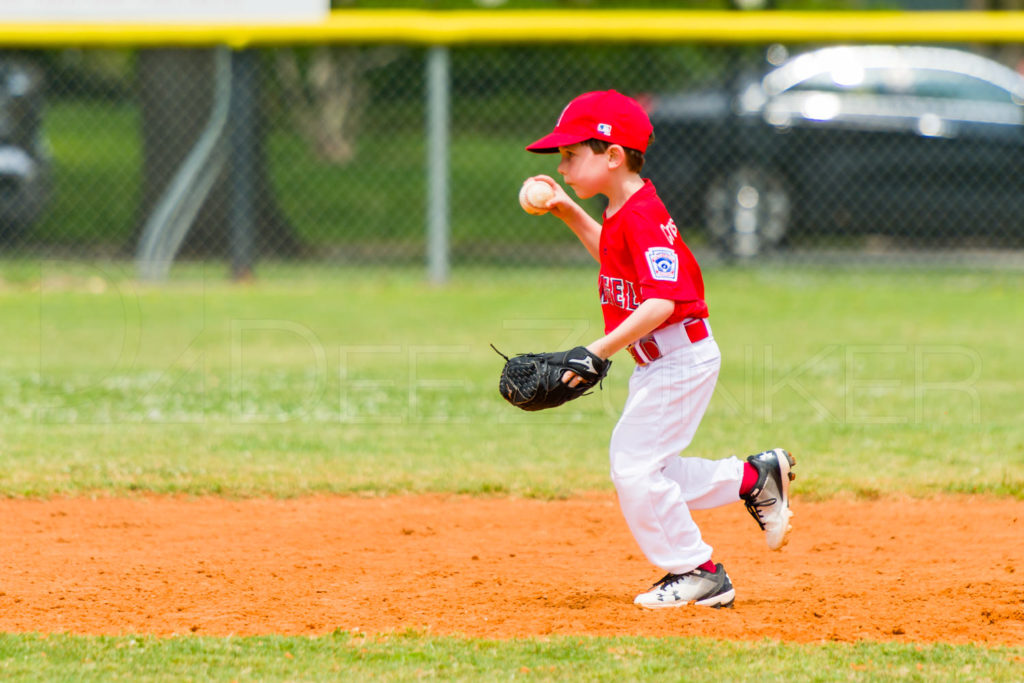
[{"xmin": 526, "ymin": 90, "xmax": 653, "ymax": 154}]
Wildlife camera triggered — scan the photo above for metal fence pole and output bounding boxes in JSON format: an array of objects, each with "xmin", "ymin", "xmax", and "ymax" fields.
[
  {"xmin": 229, "ymin": 48, "xmax": 258, "ymax": 281},
  {"xmin": 425, "ymin": 45, "xmax": 450, "ymax": 284}
]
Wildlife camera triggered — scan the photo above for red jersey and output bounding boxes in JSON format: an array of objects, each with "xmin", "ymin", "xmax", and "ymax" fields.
[{"xmin": 598, "ymin": 179, "xmax": 708, "ymax": 334}]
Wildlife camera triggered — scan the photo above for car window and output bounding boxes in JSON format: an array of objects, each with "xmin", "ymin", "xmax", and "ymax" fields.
[
  {"xmin": 909, "ymin": 70, "xmax": 1014, "ymax": 103},
  {"xmin": 788, "ymin": 67, "xmax": 909, "ymax": 96},
  {"xmin": 787, "ymin": 66, "xmax": 1014, "ymax": 104}
]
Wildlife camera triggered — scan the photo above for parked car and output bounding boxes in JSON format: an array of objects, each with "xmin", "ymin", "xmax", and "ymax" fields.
[
  {"xmin": 0, "ymin": 57, "xmax": 51, "ymax": 242},
  {"xmin": 643, "ymin": 45, "xmax": 1024, "ymax": 257}
]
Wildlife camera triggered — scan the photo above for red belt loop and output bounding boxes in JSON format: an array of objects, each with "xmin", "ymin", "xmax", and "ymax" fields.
[
  {"xmin": 627, "ymin": 336, "xmax": 662, "ymax": 366},
  {"xmin": 627, "ymin": 320, "xmax": 709, "ymax": 366},
  {"xmin": 684, "ymin": 319, "xmax": 709, "ymax": 344}
]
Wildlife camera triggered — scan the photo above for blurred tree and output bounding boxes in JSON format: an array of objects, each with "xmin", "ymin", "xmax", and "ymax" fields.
[{"xmin": 275, "ymin": 46, "xmax": 402, "ymax": 164}]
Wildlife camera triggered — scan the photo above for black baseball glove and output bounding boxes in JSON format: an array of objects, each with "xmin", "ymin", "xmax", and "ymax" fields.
[{"xmin": 492, "ymin": 345, "xmax": 611, "ymax": 411}]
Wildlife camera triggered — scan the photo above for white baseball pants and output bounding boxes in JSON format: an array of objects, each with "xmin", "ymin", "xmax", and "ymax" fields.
[{"xmin": 608, "ymin": 320, "xmax": 745, "ymax": 575}]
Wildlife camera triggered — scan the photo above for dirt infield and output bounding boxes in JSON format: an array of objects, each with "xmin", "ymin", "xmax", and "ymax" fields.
[{"xmin": 0, "ymin": 494, "xmax": 1021, "ymax": 645}]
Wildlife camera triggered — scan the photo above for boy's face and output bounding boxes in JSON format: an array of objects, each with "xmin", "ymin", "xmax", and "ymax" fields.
[{"xmin": 556, "ymin": 143, "xmax": 609, "ymax": 200}]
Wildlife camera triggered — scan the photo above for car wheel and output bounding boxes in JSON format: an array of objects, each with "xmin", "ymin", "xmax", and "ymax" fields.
[{"xmin": 704, "ymin": 165, "xmax": 791, "ymax": 258}]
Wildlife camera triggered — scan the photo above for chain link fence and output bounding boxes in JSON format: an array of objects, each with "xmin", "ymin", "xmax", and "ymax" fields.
[{"xmin": 3, "ymin": 39, "xmax": 1024, "ymax": 277}]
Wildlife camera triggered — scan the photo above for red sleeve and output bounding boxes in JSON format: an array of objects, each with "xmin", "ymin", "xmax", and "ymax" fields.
[{"xmin": 623, "ymin": 209, "xmax": 700, "ymax": 303}]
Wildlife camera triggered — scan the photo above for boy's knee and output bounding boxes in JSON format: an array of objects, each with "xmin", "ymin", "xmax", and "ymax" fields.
[{"xmin": 609, "ymin": 457, "xmax": 655, "ymax": 491}]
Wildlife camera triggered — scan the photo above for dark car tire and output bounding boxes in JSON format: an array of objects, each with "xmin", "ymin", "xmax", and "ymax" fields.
[{"xmin": 703, "ymin": 165, "xmax": 791, "ymax": 259}]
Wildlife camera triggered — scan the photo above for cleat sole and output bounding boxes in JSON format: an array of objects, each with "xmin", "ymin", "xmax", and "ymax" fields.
[
  {"xmin": 634, "ymin": 588, "xmax": 736, "ymax": 610},
  {"xmin": 773, "ymin": 449, "xmax": 795, "ymax": 551}
]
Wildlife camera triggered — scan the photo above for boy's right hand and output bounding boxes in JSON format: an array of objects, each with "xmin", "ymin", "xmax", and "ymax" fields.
[
  {"xmin": 525, "ymin": 174, "xmax": 603, "ymax": 263},
  {"xmin": 525, "ymin": 175, "xmax": 575, "ymax": 220}
]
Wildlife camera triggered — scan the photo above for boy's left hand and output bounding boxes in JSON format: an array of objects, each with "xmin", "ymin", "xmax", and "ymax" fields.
[{"xmin": 562, "ymin": 344, "xmax": 608, "ymax": 387}]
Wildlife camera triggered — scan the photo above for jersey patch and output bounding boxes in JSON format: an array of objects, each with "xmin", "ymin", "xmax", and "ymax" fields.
[{"xmin": 645, "ymin": 247, "xmax": 679, "ymax": 282}]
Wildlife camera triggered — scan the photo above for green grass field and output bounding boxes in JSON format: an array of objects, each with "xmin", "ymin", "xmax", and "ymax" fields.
[
  {"xmin": 2, "ymin": 263, "xmax": 1020, "ymax": 499},
  {"xmin": 1, "ymin": 263, "xmax": 1022, "ymax": 680},
  {"xmin": 2, "ymin": 632, "xmax": 1022, "ymax": 682}
]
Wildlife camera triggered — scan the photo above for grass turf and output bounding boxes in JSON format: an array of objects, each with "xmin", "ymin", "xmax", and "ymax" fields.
[
  {"xmin": 1, "ymin": 632, "xmax": 1022, "ymax": 682},
  {"xmin": 0, "ymin": 263, "xmax": 1020, "ymax": 500}
]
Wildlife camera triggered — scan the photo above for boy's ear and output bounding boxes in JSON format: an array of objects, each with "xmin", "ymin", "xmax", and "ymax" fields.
[{"xmin": 606, "ymin": 144, "xmax": 627, "ymax": 170}]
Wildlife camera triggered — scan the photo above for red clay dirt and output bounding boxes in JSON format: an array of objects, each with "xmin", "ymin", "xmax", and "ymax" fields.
[{"xmin": 0, "ymin": 494, "xmax": 1021, "ymax": 645}]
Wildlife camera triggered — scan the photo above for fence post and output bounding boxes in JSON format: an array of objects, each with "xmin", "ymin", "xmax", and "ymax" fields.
[
  {"xmin": 229, "ymin": 48, "xmax": 258, "ymax": 281},
  {"xmin": 425, "ymin": 45, "xmax": 450, "ymax": 285}
]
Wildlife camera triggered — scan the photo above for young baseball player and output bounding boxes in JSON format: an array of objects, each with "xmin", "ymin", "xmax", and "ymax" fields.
[{"xmin": 524, "ymin": 90, "xmax": 795, "ymax": 608}]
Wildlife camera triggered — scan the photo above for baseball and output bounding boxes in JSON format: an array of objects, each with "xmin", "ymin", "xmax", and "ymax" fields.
[{"xmin": 519, "ymin": 179, "xmax": 554, "ymax": 215}]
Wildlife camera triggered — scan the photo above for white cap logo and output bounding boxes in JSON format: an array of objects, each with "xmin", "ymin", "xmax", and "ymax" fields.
[{"xmin": 597, "ymin": 123, "xmax": 612, "ymax": 136}]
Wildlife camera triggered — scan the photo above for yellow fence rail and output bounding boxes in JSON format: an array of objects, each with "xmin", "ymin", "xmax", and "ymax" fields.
[{"xmin": 2, "ymin": 10, "xmax": 1024, "ymax": 48}]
